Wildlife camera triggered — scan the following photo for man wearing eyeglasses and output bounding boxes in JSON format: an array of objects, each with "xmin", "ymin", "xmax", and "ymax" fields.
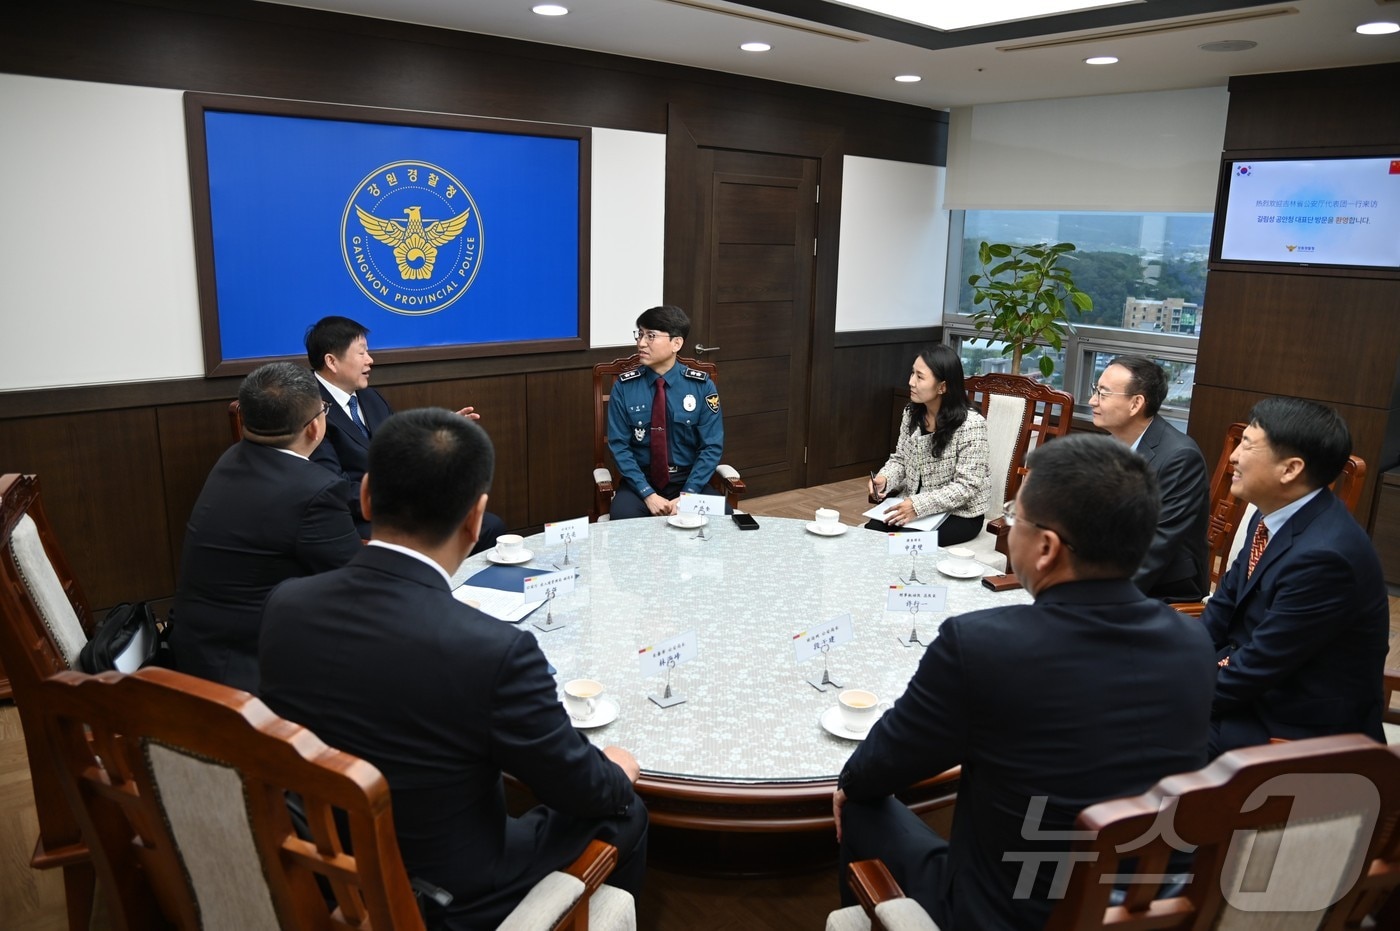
[
  {"xmin": 171, "ymin": 362, "xmax": 361, "ymax": 693},
  {"xmin": 606, "ymin": 304, "xmax": 724, "ymax": 519},
  {"xmin": 834, "ymin": 435, "xmax": 1214, "ymax": 930},
  {"xmin": 1089, "ymin": 355, "xmax": 1209, "ymax": 602}
]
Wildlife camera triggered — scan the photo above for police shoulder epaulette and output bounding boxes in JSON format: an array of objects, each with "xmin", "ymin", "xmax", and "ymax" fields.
[
  {"xmin": 619, "ymin": 368, "xmax": 643, "ymax": 382},
  {"xmin": 684, "ymin": 368, "xmax": 708, "ymax": 381}
]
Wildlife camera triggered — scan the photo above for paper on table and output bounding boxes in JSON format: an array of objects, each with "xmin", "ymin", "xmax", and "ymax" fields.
[
  {"xmin": 453, "ymin": 584, "xmax": 539, "ymax": 622},
  {"xmin": 860, "ymin": 497, "xmax": 949, "ymax": 532}
]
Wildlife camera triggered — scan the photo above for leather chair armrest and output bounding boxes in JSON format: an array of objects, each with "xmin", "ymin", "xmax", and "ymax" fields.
[{"xmin": 986, "ymin": 516, "xmax": 1011, "ymax": 558}]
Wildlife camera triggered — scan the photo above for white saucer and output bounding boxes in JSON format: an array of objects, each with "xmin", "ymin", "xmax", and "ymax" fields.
[
  {"xmin": 668, "ymin": 514, "xmax": 708, "ymax": 529},
  {"xmin": 569, "ymin": 696, "xmax": 620, "ymax": 729},
  {"xmin": 806, "ymin": 521, "xmax": 847, "ymax": 537},
  {"xmin": 936, "ymin": 558, "xmax": 984, "ymax": 579},
  {"xmin": 488, "ymin": 548, "xmax": 535, "ymax": 565},
  {"xmin": 819, "ymin": 705, "xmax": 881, "ymax": 741}
]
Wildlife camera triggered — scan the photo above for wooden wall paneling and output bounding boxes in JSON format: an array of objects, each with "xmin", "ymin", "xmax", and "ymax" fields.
[
  {"xmin": 1223, "ymin": 63, "xmax": 1400, "ymax": 153},
  {"xmin": 379, "ymin": 375, "xmax": 531, "ymax": 532},
  {"xmin": 1188, "ymin": 385, "xmax": 1388, "ymax": 526},
  {"xmin": 819, "ymin": 343, "xmax": 917, "ymax": 482},
  {"xmin": 156, "ymin": 400, "xmax": 241, "ymax": 579},
  {"xmin": 1195, "ymin": 271, "xmax": 1400, "ymax": 408},
  {"xmin": 524, "ymin": 368, "xmax": 595, "ymax": 528},
  {"xmin": 0, "ymin": 409, "xmax": 173, "ymax": 608}
]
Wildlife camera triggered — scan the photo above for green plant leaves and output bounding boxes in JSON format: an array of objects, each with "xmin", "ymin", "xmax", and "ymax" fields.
[{"xmin": 965, "ymin": 240, "xmax": 1090, "ymax": 378}]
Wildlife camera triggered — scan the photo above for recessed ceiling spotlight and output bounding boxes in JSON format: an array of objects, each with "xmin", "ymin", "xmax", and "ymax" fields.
[
  {"xmin": 1199, "ymin": 39, "xmax": 1257, "ymax": 52},
  {"xmin": 532, "ymin": 3, "xmax": 568, "ymax": 15},
  {"xmin": 1084, "ymin": 56, "xmax": 1119, "ymax": 65},
  {"xmin": 1356, "ymin": 21, "xmax": 1399, "ymax": 36},
  {"xmin": 740, "ymin": 41, "xmax": 772, "ymax": 52},
  {"xmin": 894, "ymin": 74, "xmax": 922, "ymax": 83}
]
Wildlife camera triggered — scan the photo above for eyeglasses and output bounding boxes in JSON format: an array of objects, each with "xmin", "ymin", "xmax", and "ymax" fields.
[
  {"xmin": 634, "ymin": 329, "xmax": 673, "ymax": 343},
  {"xmin": 301, "ymin": 400, "xmax": 332, "ymax": 430},
  {"xmin": 1004, "ymin": 498, "xmax": 1077, "ymax": 553},
  {"xmin": 1089, "ymin": 383, "xmax": 1139, "ymax": 401}
]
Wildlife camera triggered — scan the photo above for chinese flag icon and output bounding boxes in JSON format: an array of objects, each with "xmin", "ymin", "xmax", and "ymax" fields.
[{"xmin": 1391, "ymin": 160, "xmax": 1400, "ymax": 174}]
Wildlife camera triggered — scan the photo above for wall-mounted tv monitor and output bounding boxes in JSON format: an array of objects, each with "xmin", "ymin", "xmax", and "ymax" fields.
[{"xmin": 1214, "ymin": 156, "xmax": 1400, "ymax": 270}]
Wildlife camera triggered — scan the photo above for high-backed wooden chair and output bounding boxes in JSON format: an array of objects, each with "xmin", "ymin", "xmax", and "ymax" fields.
[
  {"xmin": 958, "ymin": 374, "xmax": 1075, "ymax": 569},
  {"xmin": 830, "ymin": 734, "xmax": 1400, "ymax": 931},
  {"xmin": 0, "ymin": 473, "xmax": 96, "ymax": 930},
  {"xmin": 227, "ymin": 399, "xmax": 244, "ymax": 444},
  {"xmin": 591, "ymin": 354, "xmax": 744, "ymax": 519},
  {"xmin": 39, "ymin": 667, "xmax": 635, "ymax": 931},
  {"xmin": 1176, "ymin": 422, "xmax": 1367, "ymax": 617}
]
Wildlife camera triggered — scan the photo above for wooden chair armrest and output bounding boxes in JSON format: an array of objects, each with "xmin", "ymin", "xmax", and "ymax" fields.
[
  {"xmin": 847, "ymin": 859, "xmax": 906, "ymax": 912},
  {"xmin": 1384, "ymin": 667, "xmax": 1400, "ymax": 725},
  {"xmin": 562, "ymin": 839, "xmax": 617, "ymax": 895},
  {"xmin": 1172, "ymin": 601, "xmax": 1206, "ymax": 618},
  {"xmin": 986, "ymin": 516, "xmax": 1011, "ymax": 557}
]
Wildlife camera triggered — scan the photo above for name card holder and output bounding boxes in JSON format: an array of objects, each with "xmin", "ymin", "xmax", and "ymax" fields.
[
  {"xmin": 544, "ymin": 516, "xmax": 589, "ymax": 566},
  {"xmin": 678, "ymin": 493, "xmax": 724, "ymax": 540},
  {"xmin": 638, "ymin": 630, "xmax": 697, "ymax": 707},
  {"xmin": 793, "ymin": 613, "xmax": 854, "ymax": 691},
  {"xmin": 887, "ymin": 584, "xmax": 946, "ymax": 648},
  {"xmin": 525, "ymin": 569, "xmax": 576, "ymax": 632},
  {"xmin": 888, "ymin": 532, "xmax": 929, "ymax": 584}
]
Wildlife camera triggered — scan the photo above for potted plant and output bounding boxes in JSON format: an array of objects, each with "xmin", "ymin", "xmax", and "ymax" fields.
[{"xmin": 965, "ymin": 241, "xmax": 1092, "ymax": 379}]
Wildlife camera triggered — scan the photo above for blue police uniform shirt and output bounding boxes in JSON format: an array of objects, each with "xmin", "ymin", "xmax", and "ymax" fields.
[{"xmin": 606, "ymin": 363, "xmax": 723, "ymax": 499}]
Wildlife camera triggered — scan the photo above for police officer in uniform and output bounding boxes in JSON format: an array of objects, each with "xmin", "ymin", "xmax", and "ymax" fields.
[{"xmin": 606, "ymin": 305, "xmax": 724, "ymax": 520}]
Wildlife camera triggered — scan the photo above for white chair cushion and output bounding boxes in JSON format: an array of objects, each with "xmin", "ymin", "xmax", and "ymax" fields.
[
  {"xmin": 145, "ymin": 742, "xmax": 281, "ymax": 931},
  {"xmin": 982, "ymin": 394, "xmax": 1028, "ymax": 520},
  {"xmin": 9, "ymin": 513, "xmax": 86, "ymax": 667},
  {"xmin": 588, "ymin": 884, "xmax": 636, "ymax": 931},
  {"xmin": 1224, "ymin": 502, "xmax": 1258, "ymax": 577},
  {"xmin": 1384, "ymin": 721, "xmax": 1399, "ymax": 746},
  {"xmin": 826, "ymin": 905, "xmax": 872, "ymax": 931},
  {"xmin": 1214, "ymin": 814, "xmax": 1366, "ymax": 931},
  {"xmin": 874, "ymin": 897, "xmax": 941, "ymax": 931},
  {"xmin": 715, "ymin": 464, "xmax": 740, "ymax": 480},
  {"xmin": 497, "ymin": 871, "xmax": 585, "ymax": 930}
]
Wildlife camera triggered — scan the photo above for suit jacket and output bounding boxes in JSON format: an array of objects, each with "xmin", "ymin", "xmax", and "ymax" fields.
[
  {"xmin": 1203, "ymin": 488, "xmax": 1389, "ymax": 751},
  {"xmin": 170, "ymin": 441, "xmax": 361, "ymax": 692},
  {"xmin": 311, "ymin": 382, "xmax": 394, "ymax": 537},
  {"xmin": 839, "ymin": 579, "xmax": 1215, "ymax": 931},
  {"xmin": 1133, "ymin": 416, "xmax": 1210, "ymax": 600},
  {"xmin": 258, "ymin": 546, "xmax": 636, "ymax": 923}
]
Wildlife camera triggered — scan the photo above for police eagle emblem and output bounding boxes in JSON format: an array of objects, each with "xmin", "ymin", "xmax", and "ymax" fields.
[{"xmin": 355, "ymin": 205, "xmax": 471, "ymax": 281}]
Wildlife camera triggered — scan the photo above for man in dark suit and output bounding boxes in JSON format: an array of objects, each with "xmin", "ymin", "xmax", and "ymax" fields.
[
  {"xmin": 171, "ymin": 362, "xmax": 361, "ymax": 693},
  {"xmin": 834, "ymin": 435, "xmax": 1215, "ymax": 931},
  {"xmin": 1090, "ymin": 355, "xmax": 1209, "ymax": 601},
  {"xmin": 260, "ymin": 408, "xmax": 647, "ymax": 928},
  {"xmin": 305, "ymin": 315, "xmax": 504, "ymax": 552},
  {"xmin": 1204, "ymin": 397, "xmax": 1389, "ymax": 756}
]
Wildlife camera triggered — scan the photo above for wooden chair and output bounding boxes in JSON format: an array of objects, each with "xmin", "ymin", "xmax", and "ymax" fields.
[
  {"xmin": 960, "ymin": 374, "xmax": 1075, "ymax": 567},
  {"xmin": 227, "ymin": 399, "xmax": 244, "ymax": 444},
  {"xmin": 38, "ymin": 667, "xmax": 635, "ymax": 931},
  {"xmin": 830, "ymin": 734, "xmax": 1400, "ymax": 931},
  {"xmin": 1176, "ymin": 422, "xmax": 1367, "ymax": 617},
  {"xmin": 0, "ymin": 472, "xmax": 96, "ymax": 930},
  {"xmin": 591, "ymin": 353, "xmax": 744, "ymax": 519}
]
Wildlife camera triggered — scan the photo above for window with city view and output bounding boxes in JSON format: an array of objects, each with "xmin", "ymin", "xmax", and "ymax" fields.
[{"xmin": 943, "ymin": 209, "xmax": 1211, "ymax": 418}]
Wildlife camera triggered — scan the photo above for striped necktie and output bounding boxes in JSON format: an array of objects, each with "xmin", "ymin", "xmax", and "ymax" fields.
[
  {"xmin": 347, "ymin": 394, "xmax": 370, "ymax": 439},
  {"xmin": 1246, "ymin": 522, "xmax": 1269, "ymax": 578}
]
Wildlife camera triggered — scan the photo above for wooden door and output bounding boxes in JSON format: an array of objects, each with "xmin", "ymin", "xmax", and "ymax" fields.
[{"xmin": 692, "ymin": 151, "xmax": 817, "ymax": 496}]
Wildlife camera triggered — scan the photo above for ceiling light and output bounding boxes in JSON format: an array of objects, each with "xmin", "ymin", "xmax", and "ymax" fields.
[
  {"xmin": 827, "ymin": 0, "xmax": 1139, "ymax": 32},
  {"xmin": 1356, "ymin": 21, "xmax": 1399, "ymax": 36},
  {"xmin": 894, "ymin": 74, "xmax": 922, "ymax": 83},
  {"xmin": 1084, "ymin": 56, "xmax": 1119, "ymax": 65},
  {"xmin": 532, "ymin": 4, "xmax": 568, "ymax": 15},
  {"xmin": 740, "ymin": 41, "xmax": 772, "ymax": 52}
]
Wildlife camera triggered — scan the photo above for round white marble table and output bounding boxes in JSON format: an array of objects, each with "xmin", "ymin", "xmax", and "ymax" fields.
[{"xmin": 451, "ymin": 515, "xmax": 1031, "ymax": 837}]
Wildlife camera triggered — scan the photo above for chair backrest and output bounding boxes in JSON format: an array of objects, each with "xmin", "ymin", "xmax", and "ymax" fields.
[
  {"xmin": 227, "ymin": 399, "xmax": 244, "ymax": 445},
  {"xmin": 0, "ymin": 473, "xmax": 94, "ymax": 878},
  {"xmin": 39, "ymin": 667, "xmax": 427, "ymax": 931},
  {"xmin": 963, "ymin": 374, "xmax": 1075, "ymax": 519},
  {"xmin": 1045, "ymin": 734, "xmax": 1400, "ymax": 930},
  {"xmin": 1204, "ymin": 423, "xmax": 1368, "ymax": 590},
  {"xmin": 591, "ymin": 353, "xmax": 719, "ymax": 475}
]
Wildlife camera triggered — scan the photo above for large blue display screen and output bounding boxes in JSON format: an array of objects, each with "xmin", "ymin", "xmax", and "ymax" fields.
[{"xmin": 198, "ymin": 108, "xmax": 583, "ymax": 362}]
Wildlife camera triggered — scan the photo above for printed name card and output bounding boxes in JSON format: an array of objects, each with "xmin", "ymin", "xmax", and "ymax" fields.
[
  {"xmin": 887, "ymin": 533, "xmax": 929, "ymax": 557},
  {"xmin": 523, "ymin": 569, "xmax": 577, "ymax": 605},
  {"xmin": 677, "ymin": 492, "xmax": 725, "ymax": 517},
  {"xmin": 792, "ymin": 613, "xmax": 854, "ymax": 663},
  {"xmin": 886, "ymin": 584, "xmax": 947, "ymax": 614},
  {"xmin": 637, "ymin": 630, "xmax": 698, "ymax": 674},
  {"xmin": 544, "ymin": 516, "xmax": 589, "ymax": 547}
]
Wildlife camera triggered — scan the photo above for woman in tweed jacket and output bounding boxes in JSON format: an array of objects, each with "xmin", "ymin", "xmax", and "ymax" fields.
[{"xmin": 866, "ymin": 344, "xmax": 991, "ymax": 545}]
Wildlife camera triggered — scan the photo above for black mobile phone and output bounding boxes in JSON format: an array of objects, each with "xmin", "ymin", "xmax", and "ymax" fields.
[{"xmin": 732, "ymin": 512, "xmax": 761, "ymax": 531}]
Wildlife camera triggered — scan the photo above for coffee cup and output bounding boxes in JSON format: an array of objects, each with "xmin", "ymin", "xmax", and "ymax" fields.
[
  {"xmin": 815, "ymin": 507, "xmax": 839, "ymax": 526},
  {"xmin": 838, "ymin": 688, "xmax": 881, "ymax": 733},
  {"xmin": 945, "ymin": 546, "xmax": 978, "ymax": 570},
  {"xmin": 563, "ymin": 678, "xmax": 604, "ymax": 721},
  {"xmin": 496, "ymin": 534, "xmax": 525, "ymax": 559}
]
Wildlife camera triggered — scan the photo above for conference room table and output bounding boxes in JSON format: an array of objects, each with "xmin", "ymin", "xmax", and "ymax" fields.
[{"xmin": 449, "ymin": 514, "xmax": 1031, "ymax": 866}]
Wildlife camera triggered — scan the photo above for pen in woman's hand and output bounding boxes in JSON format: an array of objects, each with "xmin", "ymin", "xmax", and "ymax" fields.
[{"xmin": 868, "ymin": 471, "xmax": 884, "ymax": 504}]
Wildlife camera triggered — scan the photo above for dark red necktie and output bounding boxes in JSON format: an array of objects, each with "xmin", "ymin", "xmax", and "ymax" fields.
[
  {"xmin": 649, "ymin": 376, "xmax": 669, "ymax": 491},
  {"xmin": 1247, "ymin": 522, "xmax": 1269, "ymax": 577}
]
